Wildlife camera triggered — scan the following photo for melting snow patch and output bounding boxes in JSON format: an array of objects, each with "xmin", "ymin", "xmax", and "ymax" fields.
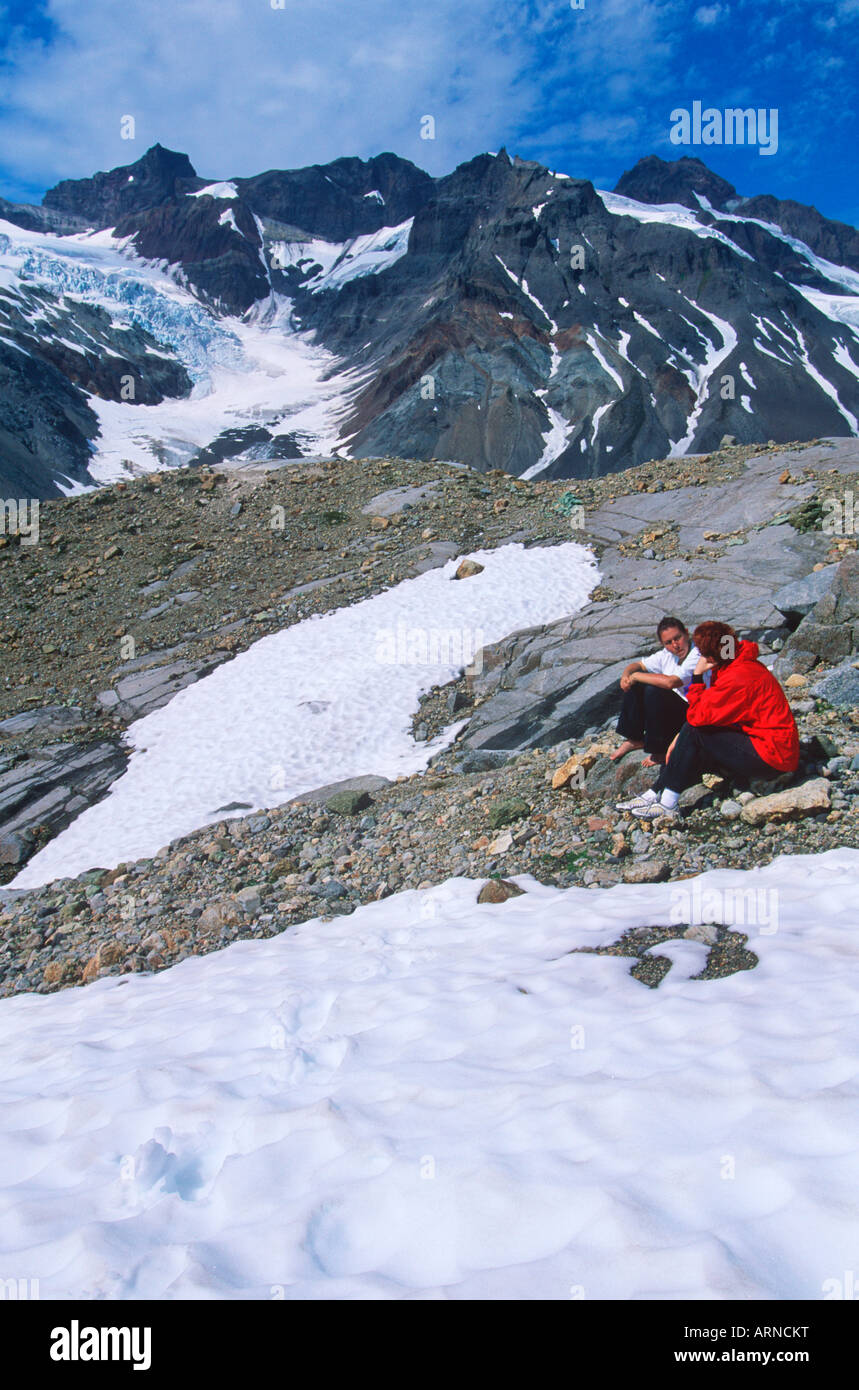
[
  {"xmin": 189, "ymin": 182, "xmax": 239, "ymax": 200},
  {"xmin": 12, "ymin": 542, "xmax": 598, "ymax": 886}
]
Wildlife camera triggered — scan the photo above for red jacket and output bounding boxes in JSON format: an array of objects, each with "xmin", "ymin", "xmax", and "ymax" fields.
[{"xmin": 685, "ymin": 640, "xmax": 799, "ymax": 772}]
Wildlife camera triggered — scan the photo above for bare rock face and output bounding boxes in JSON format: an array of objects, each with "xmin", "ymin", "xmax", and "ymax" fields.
[
  {"xmin": 775, "ymin": 554, "xmax": 859, "ymax": 679},
  {"xmin": 43, "ymin": 143, "xmax": 199, "ymax": 225},
  {"xmin": 740, "ymin": 778, "xmax": 831, "ymax": 825}
]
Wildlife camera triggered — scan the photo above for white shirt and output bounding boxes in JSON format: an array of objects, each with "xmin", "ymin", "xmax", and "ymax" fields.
[{"xmin": 641, "ymin": 643, "xmax": 701, "ymax": 692}]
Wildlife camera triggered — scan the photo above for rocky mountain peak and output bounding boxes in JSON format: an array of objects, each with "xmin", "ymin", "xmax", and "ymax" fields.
[
  {"xmin": 614, "ymin": 154, "xmax": 739, "ymax": 210},
  {"xmin": 42, "ymin": 143, "xmax": 199, "ymax": 225}
]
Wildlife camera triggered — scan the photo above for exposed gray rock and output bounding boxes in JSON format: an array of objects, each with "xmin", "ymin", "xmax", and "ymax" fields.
[
  {"xmin": 775, "ymin": 553, "xmax": 859, "ymax": 678},
  {"xmin": 0, "ymin": 739, "xmax": 128, "ymax": 862},
  {"xmin": 456, "ymin": 449, "xmax": 838, "ymax": 754},
  {"xmin": 288, "ymin": 775, "xmax": 391, "ymax": 807},
  {"xmin": 97, "ymin": 653, "xmax": 226, "ymax": 720},
  {"xmin": 740, "ymin": 778, "xmax": 831, "ymax": 825},
  {"xmin": 361, "ymin": 481, "xmax": 442, "ymax": 516},
  {"xmin": 0, "ymin": 706, "xmax": 86, "ymax": 738},
  {"xmin": 811, "ymin": 662, "xmax": 859, "ymax": 708},
  {"xmin": 772, "ymin": 565, "xmax": 839, "ymax": 621}
]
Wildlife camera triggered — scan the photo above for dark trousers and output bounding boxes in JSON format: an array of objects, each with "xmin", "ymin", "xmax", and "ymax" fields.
[
  {"xmin": 617, "ymin": 682, "xmax": 688, "ymax": 761},
  {"xmin": 653, "ymin": 723, "xmax": 780, "ymax": 794}
]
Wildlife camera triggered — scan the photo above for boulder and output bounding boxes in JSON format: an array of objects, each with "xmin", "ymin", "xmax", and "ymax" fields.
[
  {"xmin": 775, "ymin": 554, "xmax": 859, "ymax": 676},
  {"xmin": 772, "ymin": 564, "xmax": 838, "ymax": 621},
  {"xmin": 584, "ymin": 752, "xmax": 656, "ymax": 802},
  {"xmin": 289, "ymin": 775, "xmax": 391, "ymax": 807},
  {"xmin": 740, "ymin": 778, "xmax": 831, "ymax": 825},
  {"xmin": 811, "ymin": 662, "xmax": 859, "ymax": 708}
]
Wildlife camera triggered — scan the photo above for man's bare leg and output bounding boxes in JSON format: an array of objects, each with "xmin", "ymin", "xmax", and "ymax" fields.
[{"xmin": 610, "ymin": 739, "xmax": 644, "ymax": 762}]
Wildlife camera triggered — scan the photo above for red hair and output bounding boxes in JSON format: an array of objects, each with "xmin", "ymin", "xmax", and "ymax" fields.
[{"xmin": 693, "ymin": 621, "xmax": 738, "ymax": 667}]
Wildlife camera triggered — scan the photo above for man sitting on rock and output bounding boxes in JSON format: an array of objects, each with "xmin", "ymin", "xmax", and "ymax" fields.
[
  {"xmin": 612, "ymin": 617, "xmax": 700, "ymax": 768},
  {"xmin": 618, "ymin": 621, "xmax": 800, "ymax": 822}
]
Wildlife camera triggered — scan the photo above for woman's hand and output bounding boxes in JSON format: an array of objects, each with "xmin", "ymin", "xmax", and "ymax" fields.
[
  {"xmin": 694, "ymin": 656, "xmax": 715, "ymax": 676},
  {"xmin": 665, "ymin": 733, "xmax": 679, "ymax": 762}
]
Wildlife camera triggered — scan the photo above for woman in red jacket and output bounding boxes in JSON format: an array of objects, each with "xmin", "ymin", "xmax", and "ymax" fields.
[{"xmin": 618, "ymin": 620, "xmax": 799, "ymax": 822}]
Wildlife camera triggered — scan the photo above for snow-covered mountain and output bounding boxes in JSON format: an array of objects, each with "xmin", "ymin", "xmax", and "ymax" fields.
[{"xmin": 2, "ymin": 143, "xmax": 858, "ymax": 497}]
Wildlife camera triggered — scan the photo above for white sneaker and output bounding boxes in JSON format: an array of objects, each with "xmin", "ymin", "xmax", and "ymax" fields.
[
  {"xmin": 633, "ymin": 801, "xmax": 676, "ymax": 822},
  {"xmin": 615, "ymin": 792, "xmax": 656, "ymax": 812}
]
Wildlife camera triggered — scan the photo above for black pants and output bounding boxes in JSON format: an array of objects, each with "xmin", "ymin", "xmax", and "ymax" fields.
[
  {"xmin": 653, "ymin": 723, "xmax": 780, "ymax": 794},
  {"xmin": 617, "ymin": 682, "xmax": 687, "ymax": 761}
]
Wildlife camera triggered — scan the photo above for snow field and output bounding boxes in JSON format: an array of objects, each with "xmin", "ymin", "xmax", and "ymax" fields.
[
  {"xmin": 1, "ymin": 849, "xmax": 858, "ymax": 1299},
  {"xmin": 12, "ymin": 542, "xmax": 599, "ymax": 887}
]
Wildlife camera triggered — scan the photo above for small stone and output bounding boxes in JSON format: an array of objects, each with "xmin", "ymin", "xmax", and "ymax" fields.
[
  {"xmin": 785, "ymin": 674, "xmax": 808, "ymax": 688},
  {"xmin": 720, "ymin": 799, "xmax": 743, "ymax": 820},
  {"xmin": 622, "ymin": 860, "xmax": 670, "ymax": 884},
  {"xmin": 455, "ymin": 558, "xmax": 484, "ymax": 580},
  {"xmin": 477, "ymin": 878, "xmax": 525, "ymax": 904},
  {"xmin": 488, "ymin": 797, "xmax": 530, "ymax": 830},
  {"xmin": 326, "ymin": 790, "xmax": 372, "ymax": 815},
  {"xmin": 319, "ymin": 880, "xmax": 348, "ymax": 900},
  {"xmin": 684, "ymin": 922, "xmax": 720, "ymax": 945},
  {"xmin": 370, "ymin": 516, "xmax": 390, "ymax": 530},
  {"xmin": 551, "ymin": 754, "xmax": 582, "ymax": 789},
  {"xmin": 0, "ymin": 833, "xmax": 27, "ymax": 866},
  {"xmin": 234, "ymin": 886, "xmax": 263, "ymax": 915},
  {"xmin": 488, "ymin": 829, "xmax": 514, "ymax": 854}
]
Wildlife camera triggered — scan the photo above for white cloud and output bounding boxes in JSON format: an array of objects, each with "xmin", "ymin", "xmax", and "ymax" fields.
[
  {"xmin": 0, "ymin": 0, "xmax": 689, "ymax": 198},
  {"xmin": 694, "ymin": 4, "xmax": 725, "ymax": 25}
]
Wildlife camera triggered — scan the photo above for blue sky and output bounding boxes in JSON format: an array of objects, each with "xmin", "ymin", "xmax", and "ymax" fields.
[{"xmin": 1, "ymin": 0, "xmax": 857, "ymax": 226}]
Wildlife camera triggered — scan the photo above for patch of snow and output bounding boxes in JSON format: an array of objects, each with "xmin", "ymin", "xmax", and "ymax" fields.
[
  {"xmin": 590, "ymin": 400, "xmax": 613, "ymax": 443},
  {"xmin": 188, "ymin": 182, "xmax": 239, "ymax": 200},
  {"xmin": 12, "ymin": 542, "xmax": 598, "ymax": 886},
  {"xmin": 6, "ymin": 846, "xmax": 858, "ymax": 1298},
  {"xmin": 753, "ymin": 337, "xmax": 793, "ymax": 366},
  {"xmin": 795, "ymin": 329, "xmax": 859, "ymax": 432},
  {"xmin": 669, "ymin": 300, "xmax": 738, "ymax": 455},
  {"xmin": 595, "ymin": 189, "xmax": 754, "ymax": 261},
  {"xmin": 584, "ymin": 332, "xmax": 624, "ymax": 393},
  {"xmin": 495, "ymin": 255, "xmax": 556, "ymax": 331},
  {"xmin": 218, "ymin": 208, "xmax": 240, "ymax": 235},
  {"xmin": 795, "ymin": 287, "xmax": 859, "ymax": 338},
  {"xmin": 521, "ymin": 405, "xmax": 571, "ymax": 479},
  {"xmin": 633, "ymin": 310, "xmax": 661, "ymax": 341},
  {"xmin": 305, "ymin": 220, "xmax": 413, "ymax": 293}
]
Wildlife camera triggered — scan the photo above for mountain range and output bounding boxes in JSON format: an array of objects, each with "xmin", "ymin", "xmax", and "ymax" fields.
[{"xmin": 1, "ymin": 143, "xmax": 858, "ymax": 498}]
